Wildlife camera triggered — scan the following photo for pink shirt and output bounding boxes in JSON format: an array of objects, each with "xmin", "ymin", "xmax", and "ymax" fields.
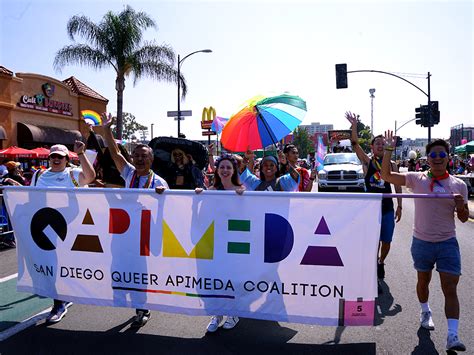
[{"xmin": 405, "ymin": 172, "xmax": 468, "ymax": 242}]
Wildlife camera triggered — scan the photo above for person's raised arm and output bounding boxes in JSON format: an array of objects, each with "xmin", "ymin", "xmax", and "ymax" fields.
[
  {"xmin": 381, "ymin": 131, "xmax": 406, "ymax": 186},
  {"xmin": 240, "ymin": 147, "xmax": 255, "ymax": 174},
  {"xmin": 345, "ymin": 111, "xmax": 370, "ymax": 166},
  {"xmin": 75, "ymin": 140, "xmax": 96, "ymax": 185},
  {"xmin": 94, "ymin": 113, "xmax": 128, "ymax": 173},
  {"xmin": 207, "ymin": 143, "xmax": 215, "ymax": 173}
]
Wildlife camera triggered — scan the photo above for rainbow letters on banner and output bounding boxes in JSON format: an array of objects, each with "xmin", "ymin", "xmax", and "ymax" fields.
[{"xmin": 4, "ymin": 187, "xmax": 381, "ymax": 326}]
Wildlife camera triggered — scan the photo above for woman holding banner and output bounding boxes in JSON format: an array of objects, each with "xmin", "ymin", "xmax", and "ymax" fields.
[
  {"xmin": 31, "ymin": 142, "xmax": 95, "ymax": 324},
  {"xmin": 196, "ymin": 154, "xmax": 244, "ymax": 332}
]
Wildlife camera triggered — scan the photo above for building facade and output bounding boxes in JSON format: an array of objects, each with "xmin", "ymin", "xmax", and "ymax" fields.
[
  {"xmin": 450, "ymin": 124, "xmax": 474, "ymax": 152},
  {"xmin": 0, "ymin": 66, "xmax": 108, "ymax": 150},
  {"xmin": 299, "ymin": 122, "xmax": 334, "ymax": 136}
]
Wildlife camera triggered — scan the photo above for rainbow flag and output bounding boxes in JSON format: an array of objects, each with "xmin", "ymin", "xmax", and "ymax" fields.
[
  {"xmin": 81, "ymin": 110, "xmax": 102, "ymax": 126},
  {"xmin": 211, "ymin": 116, "xmax": 229, "ymax": 134},
  {"xmin": 316, "ymin": 135, "xmax": 326, "ymax": 171}
]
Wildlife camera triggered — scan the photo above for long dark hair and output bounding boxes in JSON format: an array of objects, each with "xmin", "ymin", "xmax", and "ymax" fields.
[{"xmin": 214, "ymin": 154, "xmax": 242, "ymax": 188}]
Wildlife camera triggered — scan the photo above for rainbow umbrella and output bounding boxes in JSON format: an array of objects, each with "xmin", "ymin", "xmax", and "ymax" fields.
[{"xmin": 221, "ymin": 94, "xmax": 307, "ymax": 152}]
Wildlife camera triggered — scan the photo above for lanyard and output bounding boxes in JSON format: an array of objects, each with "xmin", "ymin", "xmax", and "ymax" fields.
[{"xmin": 129, "ymin": 170, "xmax": 154, "ymax": 189}]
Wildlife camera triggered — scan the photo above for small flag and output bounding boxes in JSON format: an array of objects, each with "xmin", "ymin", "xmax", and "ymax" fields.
[
  {"xmin": 211, "ymin": 116, "xmax": 229, "ymax": 134},
  {"xmin": 316, "ymin": 135, "xmax": 326, "ymax": 172}
]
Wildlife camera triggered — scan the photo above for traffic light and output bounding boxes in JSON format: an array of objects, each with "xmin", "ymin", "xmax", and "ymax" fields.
[
  {"xmin": 430, "ymin": 101, "xmax": 440, "ymax": 125},
  {"xmin": 396, "ymin": 136, "xmax": 402, "ymax": 147},
  {"xmin": 415, "ymin": 105, "xmax": 429, "ymax": 126},
  {"xmin": 335, "ymin": 64, "xmax": 348, "ymax": 89}
]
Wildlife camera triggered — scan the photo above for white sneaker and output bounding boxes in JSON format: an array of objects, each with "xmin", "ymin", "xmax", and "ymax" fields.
[
  {"xmin": 446, "ymin": 333, "xmax": 466, "ymax": 352},
  {"xmin": 222, "ymin": 316, "xmax": 239, "ymax": 330},
  {"xmin": 420, "ymin": 311, "xmax": 434, "ymax": 330},
  {"xmin": 206, "ymin": 315, "xmax": 223, "ymax": 332}
]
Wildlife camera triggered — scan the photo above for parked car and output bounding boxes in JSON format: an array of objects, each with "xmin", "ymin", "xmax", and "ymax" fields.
[{"xmin": 318, "ymin": 153, "xmax": 365, "ymax": 192}]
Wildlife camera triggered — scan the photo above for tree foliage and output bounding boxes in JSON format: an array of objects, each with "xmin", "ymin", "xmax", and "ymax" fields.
[
  {"xmin": 54, "ymin": 5, "xmax": 185, "ymax": 140},
  {"xmin": 292, "ymin": 126, "xmax": 314, "ymax": 157},
  {"xmin": 354, "ymin": 120, "xmax": 373, "ymax": 153},
  {"xmin": 112, "ymin": 112, "xmax": 148, "ymax": 140}
]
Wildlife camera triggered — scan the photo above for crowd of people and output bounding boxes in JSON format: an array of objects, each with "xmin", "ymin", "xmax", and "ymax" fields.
[{"xmin": 0, "ymin": 113, "xmax": 471, "ymax": 352}]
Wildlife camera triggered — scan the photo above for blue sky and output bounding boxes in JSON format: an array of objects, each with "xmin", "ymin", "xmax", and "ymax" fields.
[{"xmin": 1, "ymin": 0, "xmax": 472, "ymax": 142}]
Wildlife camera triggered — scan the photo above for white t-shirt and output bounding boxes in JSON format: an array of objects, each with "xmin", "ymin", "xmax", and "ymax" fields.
[
  {"xmin": 120, "ymin": 161, "xmax": 169, "ymax": 189},
  {"xmin": 31, "ymin": 167, "xmax": 82, "ymax": 187}
]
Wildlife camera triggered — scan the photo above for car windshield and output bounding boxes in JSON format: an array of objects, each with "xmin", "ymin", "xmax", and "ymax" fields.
[{"xmin": 323, "ymin": 153, "xmax": 361, "ymax": 165}]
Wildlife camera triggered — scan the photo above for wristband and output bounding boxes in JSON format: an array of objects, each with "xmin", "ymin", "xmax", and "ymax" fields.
[
  {"xmin": 309, "ymin": 177, "xmax": 315, "ymax": 181},
  {"xmin": 384, "ymin": 147, "xmax": 394, "ymax": 152},
  {"xmin": 77, "ymin": 152, "xmax": 84, "ymax": 156}
]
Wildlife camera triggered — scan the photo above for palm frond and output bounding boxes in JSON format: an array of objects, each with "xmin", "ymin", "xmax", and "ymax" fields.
[
  {"xmin": 133, "ymin": 42, "xmax": 175, "ymax": 66},
  {"xmin": 53, "ymin": 45, "xmax": 113, "ymax": 72}
]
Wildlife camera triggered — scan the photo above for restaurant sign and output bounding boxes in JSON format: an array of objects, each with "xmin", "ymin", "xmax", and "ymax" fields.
[{"xmin": 17, "ymin": 83, "xmax": 73, "ymax": 116}]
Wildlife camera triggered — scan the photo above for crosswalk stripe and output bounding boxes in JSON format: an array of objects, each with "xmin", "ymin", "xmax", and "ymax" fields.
[{"xmin": 0, "ymin": 273, "xmax": 17, "ymax": 283}]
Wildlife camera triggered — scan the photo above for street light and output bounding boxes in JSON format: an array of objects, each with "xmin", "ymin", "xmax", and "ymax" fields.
[
  {"xmin": 369, "ymin": 88, "xmax": 375, "ymax": 138},
  {"xmin": 177, "ymin": 49, "xmax": 212, "ymax": 137}
]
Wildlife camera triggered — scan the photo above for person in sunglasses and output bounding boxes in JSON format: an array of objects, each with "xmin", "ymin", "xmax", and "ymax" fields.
[
  {"xmin": 346, "ymin": 112, "xmax": 402, "ymax": 289},
  {"xmin": 30, "ymin": 142, "xmax": 96, "ymax": 323},
  {"xmin": 381, "ymin": 132, "xmax": 469, "ymax": 353}
]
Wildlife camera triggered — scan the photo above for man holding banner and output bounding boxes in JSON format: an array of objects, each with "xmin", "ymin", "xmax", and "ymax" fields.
[
  {"xmin": 382, "ymin": 132, "xmax": 469, "ymax": 352},
  {"xmin": 346, "ymin": 112, "xmax": 402, "ymax": 288},
  {"xmin": 96, "ymin": 114, "xmax": 168, "ymax": 328}
]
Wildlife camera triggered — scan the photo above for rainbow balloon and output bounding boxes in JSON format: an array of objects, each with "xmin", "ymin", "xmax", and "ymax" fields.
[{"xmin": 81, "ymin": 110, "xmax": 102, "ymax": 126}]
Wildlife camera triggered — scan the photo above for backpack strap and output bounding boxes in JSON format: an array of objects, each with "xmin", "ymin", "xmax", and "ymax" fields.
[{"xmin": 33, "ymin": 169, "xmax": 46, "ymax": 186}]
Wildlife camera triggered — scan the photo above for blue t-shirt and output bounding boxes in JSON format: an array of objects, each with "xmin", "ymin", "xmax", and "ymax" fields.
[{"xmin": 239, "ymin": 168, "xmax": 299, "ymax": 191}]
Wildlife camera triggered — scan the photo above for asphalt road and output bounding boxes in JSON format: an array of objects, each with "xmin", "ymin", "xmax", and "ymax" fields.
[{"xmin": 1, "ymin": 193, "xmax": 473, "ymax": 355}]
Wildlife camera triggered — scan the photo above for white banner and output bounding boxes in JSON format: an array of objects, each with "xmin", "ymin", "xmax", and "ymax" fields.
[{"xmin": 4, "ymin": 187, "xmax": 381, "ymax": 326}]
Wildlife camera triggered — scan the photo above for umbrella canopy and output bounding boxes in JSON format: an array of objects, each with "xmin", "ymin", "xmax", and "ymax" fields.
[
  {"xmin": 221, "ymin": 94, "xmax": 307, "ymax": 152},
  {"xmin": 454, "ymin": 140, "xmax": 474, "ymax": 154},
  {"xmin": 0, "ymin": 146, "xmax": 38, "ymax": 159},
  {"xmin": 31, "ymin": 147, "xmax": 50, "ymax": 159},
  {"xmin": 31, "ymin": 147, "xmax": 79, "ymax": 160},
  {"xmin": 148, "ymin": 136, "xmax": 208, "ymax": 171}
]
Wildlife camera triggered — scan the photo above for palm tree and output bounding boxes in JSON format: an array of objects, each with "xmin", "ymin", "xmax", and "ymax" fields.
[{"xmin": 54, "ymin": 5, "xmax": 186, "ymax": 140}]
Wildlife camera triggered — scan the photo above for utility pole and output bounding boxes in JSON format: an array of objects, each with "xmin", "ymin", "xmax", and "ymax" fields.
[{"xmin": 369, "ymin": 88, "xmax": 375, "ymax": 137}]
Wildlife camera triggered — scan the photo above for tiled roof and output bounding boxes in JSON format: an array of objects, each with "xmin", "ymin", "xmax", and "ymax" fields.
[
  {"xmin": 63, "ymin": 76, "xmax": 108, "ymax": 102},
  {"xmin": 0, "ymin": 66, "xmax": 14, "ymax": 76}
]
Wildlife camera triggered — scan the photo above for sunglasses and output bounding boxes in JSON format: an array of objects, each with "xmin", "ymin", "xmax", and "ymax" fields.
[
  {"xmin": 428, "ymin": 151, "xmax": 447, "ymax": 159},
  {"xmin": 49, "ymin": 154, "xmax": 66, "ymax": 160}
]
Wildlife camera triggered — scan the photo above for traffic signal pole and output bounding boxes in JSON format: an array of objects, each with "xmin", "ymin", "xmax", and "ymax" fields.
[
  {"xmin": 336, "ymin": 66, "xmax": 435, "ymax": 143},
  {"xmin": 427, "ymin": 72, "xmax": 431, "ymax": 142}
]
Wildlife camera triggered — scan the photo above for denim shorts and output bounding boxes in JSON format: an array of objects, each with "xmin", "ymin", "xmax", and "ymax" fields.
[
  {"xmin": 411, "ymin": 237, "xmax": 461, "ymax": 276},
  {"xmin": 380, "ymin": 210, "xmax": 395, "ymax": 243}
]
